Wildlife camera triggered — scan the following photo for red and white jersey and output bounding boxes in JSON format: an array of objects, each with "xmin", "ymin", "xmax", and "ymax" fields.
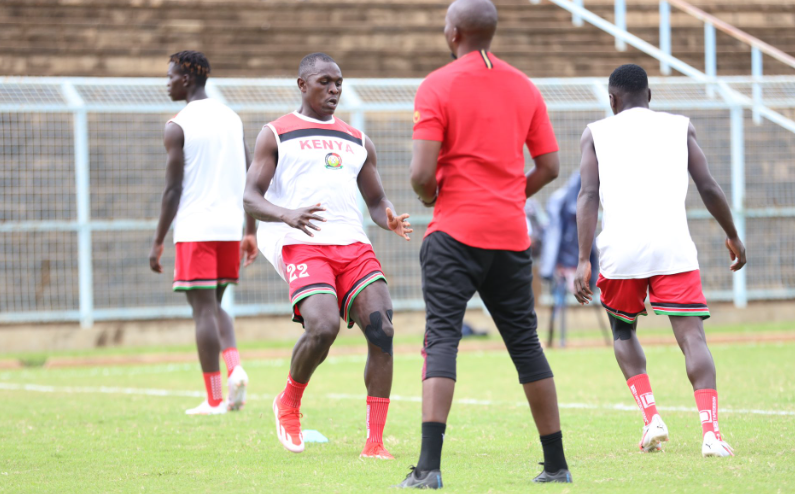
[{"xmin": 257, "ymin": 111, "xmax": 371, "ymax": 280}]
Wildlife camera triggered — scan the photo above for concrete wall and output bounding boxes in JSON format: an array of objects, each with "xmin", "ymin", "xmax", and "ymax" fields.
[{"xmin": 1, "ymin": 0, "xmax": 793, "ymax": 79}]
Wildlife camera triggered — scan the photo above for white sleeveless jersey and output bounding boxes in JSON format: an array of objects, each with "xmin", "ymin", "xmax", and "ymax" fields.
[
  {"xmin": 168, "ymin": 98, "xmax": 246, "ymax": 242},
  {"xmin": 588, "ymin": 107, "xmax": 699, "ymax": 279},
  {"xmin": 257, "ymin": 112, "xmax": 371, "ymax": 279}
]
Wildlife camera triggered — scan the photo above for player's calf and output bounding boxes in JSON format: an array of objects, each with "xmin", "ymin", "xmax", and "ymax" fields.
[{"xmin": 358, "ymin": 311, "xmax": 394, "ymax": 459}]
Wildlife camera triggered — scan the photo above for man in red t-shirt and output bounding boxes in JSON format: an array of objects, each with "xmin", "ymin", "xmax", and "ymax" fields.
[{"xmin": 396, "ymin": 0, "xmax": 571, "ymax": 488}]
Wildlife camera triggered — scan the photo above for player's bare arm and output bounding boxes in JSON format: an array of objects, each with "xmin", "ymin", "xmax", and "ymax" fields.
[
  {"xmin": 525, "ymin": 151, "xmax": 560, "ymax": 198},
  {"xmin": 573, "ymin": 127, "xmax": 600, "ymax": 304},
  {"xmin": 243, "ymin": 126, "xmax": 326, "ymax": 237},
  {"xmin": 358, "ymin": 136, "xmax": 412, "ymax": 240},
  {"xmin": 409, "ymin": 139, "xmax": 442, "ymax": 206},
  {"xmin": 149, "ymin": 121, "xmax": 185, "ymax": 273},
  {"xmin": 686, "ymin": 122, "xmax": 747, "ymax": 271},
  {"xmin": 240, "ymin": 135, "xmax": 258, "ymax": 267}
]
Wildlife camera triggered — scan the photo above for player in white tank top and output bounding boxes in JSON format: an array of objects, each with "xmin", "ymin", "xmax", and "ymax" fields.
[
  {"xmin": 243, "ymin": 53, "xmax": 412, "ymax": 459},
  {"xmin": 149, "ymin": 51, "xmax": 258, "ymax": 416},
  {"xmin": 256, "ymin": 110, "xmax": 373, "ymax": 279},
  {"xmin": 573, "ymin": 64, "xmax": 745, "ymax": 457}
]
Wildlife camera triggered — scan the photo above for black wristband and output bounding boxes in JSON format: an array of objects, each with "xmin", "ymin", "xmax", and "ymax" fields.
[{"xmin": 419, "ymin": 194, "xmax": 437, "ymax": 206}]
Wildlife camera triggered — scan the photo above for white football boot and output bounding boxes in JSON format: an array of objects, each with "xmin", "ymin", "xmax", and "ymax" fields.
[
  {"xmin": 701, "ymin": 431, "xmax": 734, "ymax": 457},
  {"xmin": 185, "ymin": 400, "xmax": 228, "ymax": 415},
  {"xmin": 639, "ymin": 414, "xmax": 669, "ymax": 452},
  {"xmin": 227, "ymin": 366, "xmax": 248, "ymax": 411}
]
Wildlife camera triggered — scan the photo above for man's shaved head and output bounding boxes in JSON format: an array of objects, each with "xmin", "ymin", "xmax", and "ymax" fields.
[
  {"xmin": 446, "ymin": 0, "xmax": 498, "ymax": 44},
  {"xmin": 298, "ymin": 52, "xmax": 337, "ymax": 80}
]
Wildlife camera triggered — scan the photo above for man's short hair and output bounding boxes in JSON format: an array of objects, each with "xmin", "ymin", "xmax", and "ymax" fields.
[
  {"xmin": 608, "ymin": 64, "xmax": 648, "ymax": 94},
  {"xmin": 169, "ymin": 51, "xmax": 211, "ymax": 86},
  {"xmin": 299, "ymin": 52, "xmax": 337, "ymax": 79}
]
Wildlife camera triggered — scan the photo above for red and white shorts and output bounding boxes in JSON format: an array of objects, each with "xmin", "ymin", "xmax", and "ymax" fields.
[
  {"xmin": 597, "ymin": 270, "xmax": 710, "ymax": 323},
  {"xmin": 173, "ymin": 241, "xmax": 240, "ymax": 291},
  {"xmin": 283, "ymin": 242, "xmax": 386, "ymax": 328}
]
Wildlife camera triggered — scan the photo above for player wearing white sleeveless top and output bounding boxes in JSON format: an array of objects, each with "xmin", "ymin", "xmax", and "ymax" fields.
[
  {"xmin": 169, "ymin": 98, "xmax": 247, "ymax": 243},
  {"xmin": 149, "ymin": 51, "xmax": 258, "ymax": 417},
  {"xmin": 244, "ymin": 53, "xmax": 412, "ymax": 460},
  {"xmin": 588, "ymin": 107, "xmax": 698, "ymax": 279},
  {"xmin": 257, "ymin": 110, "xmax": 372, "ymax": 279},
  {"xmin": 574, "ymin": 64, "xmax": 745, "ymax": 459}
]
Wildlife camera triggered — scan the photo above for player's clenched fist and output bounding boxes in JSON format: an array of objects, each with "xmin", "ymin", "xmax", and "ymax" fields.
[
  {"xmin": 573, "ymin": 260, "xmax": 593, "ymax": 305},
  {"xmin": 386, "ymin": 207, "xmax": 412, "ymax": 241},
  {"xmin": 725, "ymin": 236, "xmax": 746, "ymax": 272},
  {"xmin": 282, "ymin": 203, "xmax": 327, "ymax": 237},
  {"xmin": 149, "ymin": 240, "xmax": 164, "ymax": 273}
]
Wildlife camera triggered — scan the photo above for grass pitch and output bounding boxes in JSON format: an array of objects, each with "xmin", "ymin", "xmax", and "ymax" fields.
[{"xmin": 1, "ymin": 334, "xmax": 793, "ymax": 493}]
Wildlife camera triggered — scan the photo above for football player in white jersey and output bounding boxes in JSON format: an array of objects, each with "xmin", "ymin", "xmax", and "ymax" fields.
[
  {"xmin": 244, "ymin": 53, "xmax": 412, "ymax": 459},
  {"xmin": 149, "ymin": 51, "xmax": 258, "ymax": 415},
  {"xmin": 574, "ymin": 64, "xmax": 746, "ymax": 457}
]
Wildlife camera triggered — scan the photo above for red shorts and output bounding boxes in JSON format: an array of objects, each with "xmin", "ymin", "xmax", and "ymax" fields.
[
  {"xmin": 597, "ymin": 270, "xmax": 710, "ymax": 323},
  {"xmin": 173, "ymin": 241, "xmax": 240, "ymax": 291},
  {"xmin": 282, "ymin": 243, "xmax": 386, "ymax": 328}
]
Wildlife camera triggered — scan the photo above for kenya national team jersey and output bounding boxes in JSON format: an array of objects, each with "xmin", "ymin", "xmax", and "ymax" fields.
[{"xmin": 257, "ymin": 112, "xmax": 371, "ymax": 280}]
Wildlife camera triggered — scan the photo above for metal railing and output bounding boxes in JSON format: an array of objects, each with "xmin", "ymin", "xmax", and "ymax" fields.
[
  {"xmin": 535, "ymin": 0, "xmax": 795, "ymax": 309},
  {"xmin": 2, "ymin": 76, "xmax": 795, "ymax": 327},
  {"xmin": 539, "ymin": 0, "xmax": 795, "ymax": 121},
  {"xmin": 659, "ymin": 0, "xmax": 795, "ymax": 124}
]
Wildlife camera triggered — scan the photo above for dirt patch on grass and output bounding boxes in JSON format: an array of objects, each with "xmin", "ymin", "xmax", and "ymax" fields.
[{"xmin": 35, "ymin": 331, "xmax": 795, "ymax": 368}]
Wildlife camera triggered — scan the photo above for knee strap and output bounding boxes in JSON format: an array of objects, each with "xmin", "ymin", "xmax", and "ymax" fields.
[
  {"xmin": 610, "ymin": 316, "xmax": 635, "ymax": 341},
  {"xmin": 364, "ymin": 311, "xmax": 393, "ymax": 356}
]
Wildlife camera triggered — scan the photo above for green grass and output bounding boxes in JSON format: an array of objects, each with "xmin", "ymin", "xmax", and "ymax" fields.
[{"xmin": 1, "ymin": 340, "xmax": 794, "ymax": 493}]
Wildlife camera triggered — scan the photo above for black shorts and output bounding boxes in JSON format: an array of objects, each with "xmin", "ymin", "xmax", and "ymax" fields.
[{"xmin": 420, "ymin": 231, "xmax": 553, "ymax": 384}]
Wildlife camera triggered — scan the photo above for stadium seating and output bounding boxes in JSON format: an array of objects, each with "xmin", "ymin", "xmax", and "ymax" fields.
[{"xmin": 0, "ymin": 0, "xmax": 793, "ymax": 78}]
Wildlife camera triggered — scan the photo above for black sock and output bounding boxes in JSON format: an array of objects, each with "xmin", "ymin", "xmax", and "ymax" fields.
[
  {"xmin": 540, "ymin": 431, "xmax": 568, "ymax": 473},
  {"xmin": 416, "ymin": 422, "xmax": 446, "ymax": 471}
]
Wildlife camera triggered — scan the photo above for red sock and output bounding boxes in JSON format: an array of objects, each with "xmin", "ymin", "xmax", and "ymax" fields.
[
  {"xmin": 627, "ymin": 373, "xmax": 659, "ymax": 426},
  {"xmin": 366, "ymin": 396, "xmax": 390, "ymax": 444},
  {"xmin": 694, "ymin": 389, "xmax": 721, "ymax": 440},
  {"xmin": 222, "ymin": 348, "xmax": 241, "ymax": 377},
  {"xmin": 279, "ymin": 373, "xmax": 308, "ymax": 409},
  {"xmin": 203, "ymin": 372, "xmax": 223, "ymax": 407}
]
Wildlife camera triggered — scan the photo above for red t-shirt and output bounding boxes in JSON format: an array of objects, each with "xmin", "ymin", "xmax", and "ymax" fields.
[{"xmin": 413, "ymin": 50, "xmax": 558, "ymax": 251}]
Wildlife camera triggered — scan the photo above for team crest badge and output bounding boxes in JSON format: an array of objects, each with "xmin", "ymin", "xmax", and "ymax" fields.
[{"xmin": 325, "ymin": 152, "xmax": 343, "ymax": 170}]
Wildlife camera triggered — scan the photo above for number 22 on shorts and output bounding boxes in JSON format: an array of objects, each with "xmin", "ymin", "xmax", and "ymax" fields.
[{"xmin": 286, "ymin": 263, "xmax": 309, "ymax": 282}]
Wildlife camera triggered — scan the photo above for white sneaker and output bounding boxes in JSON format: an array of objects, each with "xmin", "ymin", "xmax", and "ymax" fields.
[
  {"xmin": 702, "ymin": 431, "xmax": 734, "ymax": 457},
  {"xmin": 227, "ymin": 366, "xmax": 248, "ymax": 411},
  {"xmin": 185, "ymin": 400, "xmax": 227, "ymax": 415},
  {"xmin": 639, "ymin": 414, "xmax": 669, "ymax": 452}
]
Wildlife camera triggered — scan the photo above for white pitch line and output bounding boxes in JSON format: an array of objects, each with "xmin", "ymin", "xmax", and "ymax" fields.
[
  {"xmin": 1, "ymin": 382, "xmax": 793, "ymax": 417},
  {"xmin": 0, "ymin": 354, "xmax": 376, "ymax": 381}
]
